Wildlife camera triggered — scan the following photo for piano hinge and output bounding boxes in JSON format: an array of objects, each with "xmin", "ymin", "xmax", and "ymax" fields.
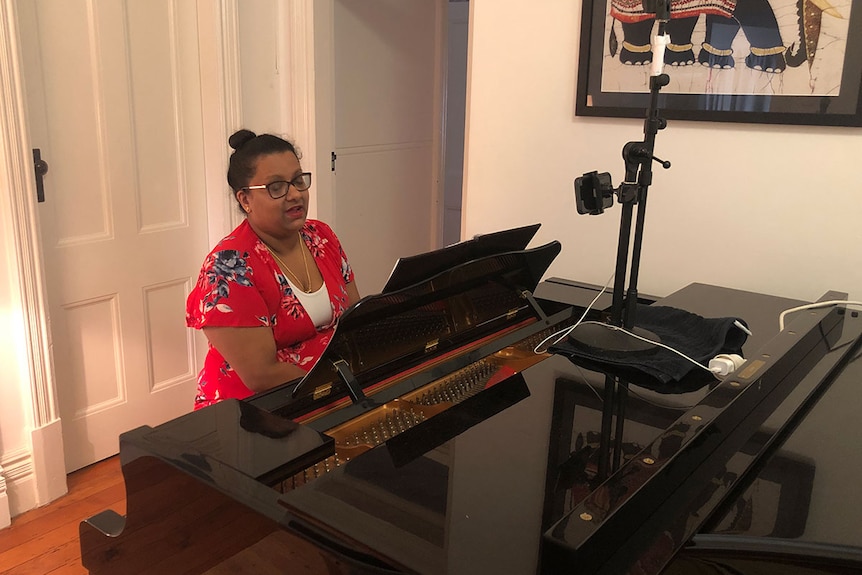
[
  {"xmin": 425, "ymin": 339, "xmax": 439, "ymax": 353},
  {"xmin": 313, "ymin": 383, "xmax": 333, "ymax": 401},
  {"xmin": 519, "ymin": 288, "xmax": 549, "ymax": 322},
  {"xmin": 331, "ymin": 358, "xmax": 367, "ymax": 404}
]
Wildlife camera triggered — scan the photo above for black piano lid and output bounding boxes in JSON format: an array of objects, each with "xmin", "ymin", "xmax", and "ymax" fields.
[
  {"xmin": 667, "ymin": 319, "xmax": 862, "ymax": 573},
  {"xmin": 541, "ymin": 289, "xmax": 862, "ymax": 575},
  {"xmin": 278, "ymin": 238, "xmax": 562, "ymax": 410}
]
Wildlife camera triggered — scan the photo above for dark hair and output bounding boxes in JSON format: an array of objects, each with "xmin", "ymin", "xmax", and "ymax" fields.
[{"xmin": 226, "ymin": 129, "xmax": 301, "ymax": 193}]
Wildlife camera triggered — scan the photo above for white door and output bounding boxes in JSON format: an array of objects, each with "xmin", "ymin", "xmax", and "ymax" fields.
[
  {"xmin": 328, "ymin": 0, "xmax": 443, "ymax": 295},
  {"xmin": 18, "ymin": 0, "xmax": 210, "ymax": 472}
]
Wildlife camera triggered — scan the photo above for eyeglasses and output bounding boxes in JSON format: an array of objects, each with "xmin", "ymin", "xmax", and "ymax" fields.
[{"xmin": 243, "ymin": 172, "xmax": 312, "ymax": 199}]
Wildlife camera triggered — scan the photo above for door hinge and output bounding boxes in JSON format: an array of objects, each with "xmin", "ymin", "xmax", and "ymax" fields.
[
  {"xmin": 33, "ymin": 148, "xmax": 49, "ymax": 203},
  {"xmin": 331, "ymin": 151, "xmax": 337, "ymax": 172}
]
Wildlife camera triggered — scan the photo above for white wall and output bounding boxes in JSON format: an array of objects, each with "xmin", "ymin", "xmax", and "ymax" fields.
[
  {"xmin": 238, "ymin": 0, "xmax": 299, "ymax": 142},
  {"xmin": 237, "ymin": 0, "xmax": 320, "ymax": 221},
  {"xmin": 463, "ymin": 1, "xmax": 862, "ymax": 303}
]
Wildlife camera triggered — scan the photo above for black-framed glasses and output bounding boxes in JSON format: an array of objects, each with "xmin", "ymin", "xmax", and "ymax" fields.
[{"xmin": 243, "ymin": 172, "xmax": 312, "ymax": 199}]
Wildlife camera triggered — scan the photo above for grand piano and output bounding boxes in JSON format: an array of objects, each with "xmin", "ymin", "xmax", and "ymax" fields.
[{"xmin": 79, "ymin": 225, "xmax": 862, "ymax": 574}]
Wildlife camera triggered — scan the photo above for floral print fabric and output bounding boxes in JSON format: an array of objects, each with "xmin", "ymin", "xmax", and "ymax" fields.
[{"xmin": 186, "ymin": 219, "xmax": 354, "ymax": 409}]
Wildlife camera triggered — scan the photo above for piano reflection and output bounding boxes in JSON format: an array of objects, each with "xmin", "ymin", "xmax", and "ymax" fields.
[{"xmin": 79, "ymin": 225, "xmax": 862, "ymax": 574}]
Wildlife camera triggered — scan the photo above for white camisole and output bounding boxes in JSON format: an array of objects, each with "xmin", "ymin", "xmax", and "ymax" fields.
[{"xmin": 287, "ymin": 279, "xmax": 332, "ymax": 328}]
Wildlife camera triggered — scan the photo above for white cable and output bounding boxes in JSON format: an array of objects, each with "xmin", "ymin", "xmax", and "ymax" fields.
[
  {"xmin": 778, "ymin": 300, "xmax": 862, "ymax": 331},
  {"xmin": 535, "ymin": 278, "xmax": 756, "ymax": 379},
  {"xmin": 533, "ymin": 273, "xmax": 615, "ymax": 354},
  {"xmin": 577, "ymin": 320, "xmax": 717, "ymax": 376},
  {"xmin": 733, "ymin": 319, "xmax": 752, "ymax": 336}
]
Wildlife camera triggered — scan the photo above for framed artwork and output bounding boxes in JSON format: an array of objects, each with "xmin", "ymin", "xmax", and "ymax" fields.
[{"xmin": 575, "ymin": 0, "xmax": 862, "ymax": 126}]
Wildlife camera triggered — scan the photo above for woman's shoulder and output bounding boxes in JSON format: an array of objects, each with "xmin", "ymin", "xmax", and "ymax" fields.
[
  {"xmin": 211, "ymin": 220, "xmax": 258, "ymax": 252},
  {"xmin": 200, "ymin": 220, "xmax": 267, "ymax": 268},
  {"xmin": 304, "ymin": 219, "xmax": 339, "ymax": 241}
]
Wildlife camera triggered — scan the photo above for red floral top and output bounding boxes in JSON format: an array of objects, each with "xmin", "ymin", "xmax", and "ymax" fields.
[{"xmin": 186, "ymin": 219, "xmax": 354, "ymax": 409}]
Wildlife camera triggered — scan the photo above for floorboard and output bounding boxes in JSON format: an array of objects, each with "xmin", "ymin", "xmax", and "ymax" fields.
[{"xmin": 0, "ymin": 458, "xmax": 124, "ymax": 575}]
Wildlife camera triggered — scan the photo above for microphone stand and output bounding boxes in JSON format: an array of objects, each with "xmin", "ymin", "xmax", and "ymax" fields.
[
  {"xmin": 619, "ymin": 26, "xmax": 672, "ymax": 337},
  {"xmin": 575, "ymin": 1, "xmax": 673, "ymax": 480}
]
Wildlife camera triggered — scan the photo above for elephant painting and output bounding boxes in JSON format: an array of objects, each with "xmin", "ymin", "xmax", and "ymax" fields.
[{"xmin": 609, "ymin": 0, "xmax": 799, "ymax": 73}]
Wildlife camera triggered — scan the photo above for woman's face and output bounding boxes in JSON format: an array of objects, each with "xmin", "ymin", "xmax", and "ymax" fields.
[{"xmin": 236, "ymin": 151, "xmax": 308, "ymax": 238}]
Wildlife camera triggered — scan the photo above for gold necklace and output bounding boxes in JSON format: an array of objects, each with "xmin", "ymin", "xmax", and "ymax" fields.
[{"xmin": 266, "ymin": 234, "xmax": 311, "ymax": 292}]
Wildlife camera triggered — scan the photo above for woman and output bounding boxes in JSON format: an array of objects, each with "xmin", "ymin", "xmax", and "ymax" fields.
[{"xmin": 186, "ymin": 129, "xmax": 361, "ymax": 409}]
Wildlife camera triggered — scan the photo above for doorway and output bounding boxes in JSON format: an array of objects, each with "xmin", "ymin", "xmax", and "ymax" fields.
[{"xmin": 314, "ymin": 0, "xmax": 470, "ymax": 295}]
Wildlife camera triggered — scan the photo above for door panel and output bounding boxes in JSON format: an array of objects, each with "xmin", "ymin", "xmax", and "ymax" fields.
[
  {"xmin": 145, "ymin": 279, "xmax": 198, "ymax": 388},
  {"xmin": 21, "ymin": 0, "xmax": 209, "ymax": 472},
  {"xmin": 333, "ymin": 0, "xmax": 441, "ymax": 294},
  {"xmin": 336, "ymin": 144, "xmax": 434, "ymax": 293},
  {"xmin": 61, "ymin": 296, "xmax": 124, "ymax": 414},
  {"xmin": 334, "ymin": 0, "xmax": 437, "ymax": 147}
]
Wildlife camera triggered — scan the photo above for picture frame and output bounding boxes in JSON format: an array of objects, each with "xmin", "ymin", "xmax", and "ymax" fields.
[{"xmin": 575, "ymin": 0, "xmax": 862, "ymax": 126}]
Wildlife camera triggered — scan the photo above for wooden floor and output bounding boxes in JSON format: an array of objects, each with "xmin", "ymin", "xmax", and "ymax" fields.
[{"xmin": 0, "ymin": 457, "xmax": 125, "ymax": 575}]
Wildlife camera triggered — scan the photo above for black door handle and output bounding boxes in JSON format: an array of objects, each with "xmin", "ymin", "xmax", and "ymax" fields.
[{"xmin": 33, "ymin": 148, "xmax": 49, "ymax": 203}]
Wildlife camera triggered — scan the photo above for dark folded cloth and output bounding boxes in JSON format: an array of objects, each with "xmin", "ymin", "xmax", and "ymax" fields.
[{"xmin": 549, "ymin": 305, "xmax": 749, "ymax": 393}]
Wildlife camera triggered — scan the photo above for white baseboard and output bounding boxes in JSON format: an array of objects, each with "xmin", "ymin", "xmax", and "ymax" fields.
[
  {"xmin": 31, "ymin": 419, "xmax": 67, "ymax": 506},
  {"xmin": 0, "ymin": 420, "xmax": 67, "ymax": 527},
  {"xmin": 0, "ymin": 467, "xmax": 10, "ymax": 529},
  {"xmin": 1, "ymin": 448, "xmax": 36, "ymax": 518}
]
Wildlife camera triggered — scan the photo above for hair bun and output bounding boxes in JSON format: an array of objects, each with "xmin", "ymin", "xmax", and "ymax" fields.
[{"xmin": 229, "ymin": 129, "xmax": 257, "ymax": 151}]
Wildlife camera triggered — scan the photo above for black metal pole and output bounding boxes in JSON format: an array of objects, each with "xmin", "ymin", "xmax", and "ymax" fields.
[
  {"xmin": 610, "ymin": 199, "xmax": 635, "ymax": 327},
  {"xmin": 597, "ymin": 374, "xmax": 616, "ymax": 480},
  {"xmin": 613, "ymin": 9, "xmax": 672, "ymax": 472},
  {"xmin": 623, "ymin": 71, "xmax": 670, "ymax": 331},
  {"xmin": 576, "ymin": 1, "xmax": 673, "ymax": 477}
]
